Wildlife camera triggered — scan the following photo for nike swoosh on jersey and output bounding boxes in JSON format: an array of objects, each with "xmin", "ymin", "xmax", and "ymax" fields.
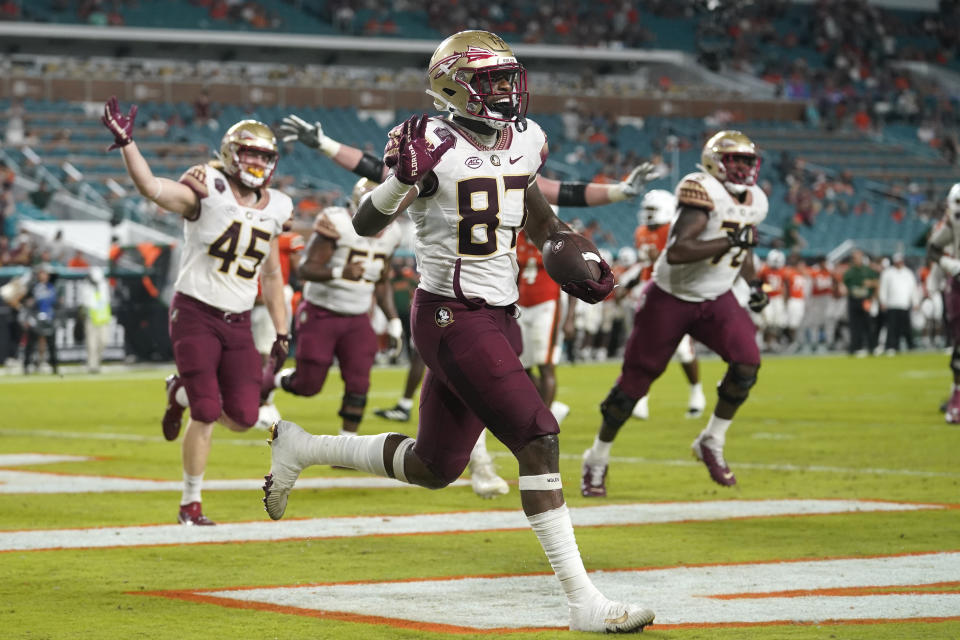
[{"xmin": 509, "ymin": 156, "xmax": 523, "ymax": 164}]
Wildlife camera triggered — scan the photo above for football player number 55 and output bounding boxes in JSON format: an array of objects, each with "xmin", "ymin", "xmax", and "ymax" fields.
[{"xmin": 208, "ymin": 221, "xmax": 271, "ymax": 279}]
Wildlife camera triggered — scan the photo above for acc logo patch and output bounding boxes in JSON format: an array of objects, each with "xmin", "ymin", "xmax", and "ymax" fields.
[
  {"xmin": 214, "ymin": 178, "xmax": 226, "ymax": 193},
  {"xmin": 300, "ymin": 310, "xmax": 308, "ymax": 325},
  {"xmin": 435, "ymin": 307, "xmax": 454, "ymax": 327},
  {"xmin": 465, "ymin": 156, "xmax": 483, "ymax": 169},
  {"xmin": 170, "ymin": 308, "xmax": 179, "ymax": 323}
]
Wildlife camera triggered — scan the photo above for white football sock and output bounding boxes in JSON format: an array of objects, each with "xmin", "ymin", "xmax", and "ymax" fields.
[
  {"xmin": 181, "ymin": 472, "xmax": 203, "ymax": 504},
  {"xmin": 527, "ymin": 505, "xmax": 601, "ymax": 605},
  {"xmin": 587, "ymin": 436, "xmax": 612, "ymax": 463},
  {"xmin": 471, "ymin": 430, "xmax": 490, "ymax": 461},
  {"xmin": 397, "ymin": 396, "xmax": 413, "ymax": 411},
  {"xmin": 301, "ymin": 431, "xmax": 397, "ymax": 477},
  {"xmin": 690, "ymin": 382, "xmax": 703, "ymax": 396},
  {"xmin": 174, "ymin": 386, "xmax": 189, "ymax": 407},
  {"xmin": 702, "ymin": 415, "xmax": 732, "ymax": 443}
]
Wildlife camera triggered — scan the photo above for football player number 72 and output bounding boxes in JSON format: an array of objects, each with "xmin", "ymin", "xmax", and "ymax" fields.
[
  {"xmin": 713, "ymin": 221, "xmax": 746, "ymax": 268},
  {"xmin": 208, "ymin": 221, "xmax": 272, "ymax": 279}
]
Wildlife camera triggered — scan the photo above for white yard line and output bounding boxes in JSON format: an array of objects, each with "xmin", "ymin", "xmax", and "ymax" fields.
[
  {"xmin": 3, "ymin": 437, "xmax": 958, "ymax": 478},
  {"xmin": 0, "ymin": 500, "xmax": 941, "ymax": 552},
  {"xmin": 194, "ymin": 552, "xmax": 960, "ymax": 629}
]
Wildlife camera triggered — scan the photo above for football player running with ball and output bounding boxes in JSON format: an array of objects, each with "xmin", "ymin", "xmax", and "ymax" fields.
[
  {"xmin": 581, "ymin": 131, "xmax": 769, "ymax": 496},
  {"xmin": 102, "ymin": 98, "xmax": 291, "ymax": 525},
  {"xmin": 262, "ymin": 30, "xmax": 655, "ymax": 633}
]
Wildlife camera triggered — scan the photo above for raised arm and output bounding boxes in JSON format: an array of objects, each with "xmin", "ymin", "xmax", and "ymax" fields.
[
  {"xmin": 279, "ymin": 114, "xmax": 389, "ymax": 182},
  {"xmin": 536, "ymin": 162, "xmax": 656, "ymax": 207},
  {"xmin": 354, "ymin": 114, "xmax": 453, "ymax": 237},
  {"xmin": 101, "ymin": 97, "xmax": 199, "ymax": 218}
]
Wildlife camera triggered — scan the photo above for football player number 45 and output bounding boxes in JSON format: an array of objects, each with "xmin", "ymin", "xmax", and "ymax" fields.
[{"xmin": 208, "ymin": 221, "xmax": 271, "ymax": 278}]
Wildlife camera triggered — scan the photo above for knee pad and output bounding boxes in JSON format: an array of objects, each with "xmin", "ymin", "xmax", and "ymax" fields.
[
  {"xmin": 284, "ymin": 361, "xmax": 327, "ymax": 397},
  {"xmin": 951, "ymin": 347, "xmax": 960, "ymax": 376},
  {"xmin": 600, "ymin": 385, "xmax": 637, "ymax": 429},
  {"xmin": 190, "ymin": 398, "xmax": 222, "ymax": 424},
  {"xmin": 338, "ymin": 392, "xmax": 367, "ymax": 421},
  {"xmin": 717, "ymin": 363, "xmax": 759, "ymax": 407}
]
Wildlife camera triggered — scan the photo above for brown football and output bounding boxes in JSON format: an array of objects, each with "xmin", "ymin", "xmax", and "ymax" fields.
[{"xmin": 542, "ymin": 231, "xmax": 603, "ymax": 284}]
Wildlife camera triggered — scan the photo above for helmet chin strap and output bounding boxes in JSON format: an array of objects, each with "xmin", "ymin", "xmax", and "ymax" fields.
[{"xmin": 724, "ymin": 182, "xmax": 748, "ymax": 195}]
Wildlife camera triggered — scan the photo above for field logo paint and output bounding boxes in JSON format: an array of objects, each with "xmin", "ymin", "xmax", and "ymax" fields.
[{"xmin": 144, "ymin": 552, "xmax": 960, "ymax": 632}]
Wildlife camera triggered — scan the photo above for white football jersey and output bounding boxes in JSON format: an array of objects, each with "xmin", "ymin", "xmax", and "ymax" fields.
[
  {"xmin": 302, "ymin": 206, "xmax": 403, "ymax": 315},
  {"xmin": 653, "ymin": 171, "xmax": 768, "ymax": 302},
  {"xmin": 407, "ymin": 117, "xmax": 547, "ymax": 307},
  {"xmin": 174, "ymin": 165, "xmax": 292, "ymax": 313},
  {"xmin": 929, "ymin": 213, "xmax": 960, "ymax": 258}
]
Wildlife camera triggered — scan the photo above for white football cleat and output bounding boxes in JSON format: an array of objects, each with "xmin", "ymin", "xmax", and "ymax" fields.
[
  {"xmin": 632, "ymin": 395, "xmax": 649, "ymax": 420},
  {"xmin": 254, "ymin": 403, "xmax": 281, "ymax": 431},
  {"xmin": 468, "ymin": 453, "xmax": 509, "ymax": 498},
  {"xmin": 686, "ymin": 386, "xmax": 706, "ymax": 419},
  {"xmin": 262, "ymin": 420, "xmax": 310, "ymax": 520},
  {"xmin": 569, "ymin": 595, "xmax": 655, "ymax": 633},
  {"xmin": 550, "ymin": 400, "xmax": 571, "ymax": 425}
]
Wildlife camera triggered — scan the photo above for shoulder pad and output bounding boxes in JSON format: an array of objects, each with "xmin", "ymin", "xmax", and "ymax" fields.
[
  {"xmin": 178, "ymin": 164, "xmax": 210, "ymax": 199},
  {"xmin": 677, "ymin": 179, "xmax": 713, "ymax": 211},
  {"xmin": 313, "ymin": 212, "xmax": 341, "ymax": 240}
]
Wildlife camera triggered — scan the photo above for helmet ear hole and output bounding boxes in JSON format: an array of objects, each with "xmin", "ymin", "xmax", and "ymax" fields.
[{"xmin": 442, "ymin": 88, "xmax": 456, "ymax": 96}]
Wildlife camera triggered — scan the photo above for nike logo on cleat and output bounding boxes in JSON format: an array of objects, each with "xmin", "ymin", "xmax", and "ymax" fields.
[
  {"xmin": 723, "ymin": 471, "xmax": 735, "ymax": 480},
  {"xmin": 604, "ymin": 611, "xmax": 629, "ymax": 624},
  {"xmin": 509, "ymin": 156, "xmax": 523, "ymax": 164}
]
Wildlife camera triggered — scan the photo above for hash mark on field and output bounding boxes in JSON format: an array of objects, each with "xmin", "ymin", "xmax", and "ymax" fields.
[
  {"xmin": 0, "ymin": 500, "xmax": 943, "ymax": 552},
  {"xmin": 147, "ymin": 551, "xmax": 960, "ymax": 631}
]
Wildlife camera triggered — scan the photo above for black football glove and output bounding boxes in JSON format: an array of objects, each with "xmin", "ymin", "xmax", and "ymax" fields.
[
  {"xmin": 728, "ymin": 224, "xmax": 759, "ymax": 249},
  {"xmin": 747, "ymin": 279, "xmax": 769, "ymax": 313}
]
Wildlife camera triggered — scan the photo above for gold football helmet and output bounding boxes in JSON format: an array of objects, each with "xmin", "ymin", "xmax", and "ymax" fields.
[
  {"xmin": 426, "ymin": 30, "xmax": 528, "ymax": 130},
  {"xmin": 700, "ymin": 130, "xmax": 760, "ymax": 190},
  {"xmin": 220, "ymin": 119, "xmax": 279, "ymax": 189},
  {"xmin": 349, "ymin": 177, "xmax": 379, "ymax": 211}
]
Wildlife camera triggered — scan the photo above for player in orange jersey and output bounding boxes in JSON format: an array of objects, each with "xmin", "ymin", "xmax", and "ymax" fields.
[{"xmin": 757, "ymin": 249, "xmax": 787, "ymax": 351}]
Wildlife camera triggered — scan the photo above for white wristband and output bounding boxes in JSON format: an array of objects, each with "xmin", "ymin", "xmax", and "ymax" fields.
[
  {"xmin": 370, "ymin": 174, "xmax": 417, "ymax": 216},
  {"xmin": 387, "ymin": 317, "xmax": 403, "ymax": 339},
  {"xmin": 940, "ymin": 255, "xmax": 960, "ymax": 277},
  {"xmin": 607, "ymin": 182, "xmax": 628, "ymax": 203},
  {"xmin": 330, "ymin": 265, "xmax": 343, "ymax": 280},
  {"xmin": 319, "ymin": 136, "xmax": 342, "ymax": 158}
]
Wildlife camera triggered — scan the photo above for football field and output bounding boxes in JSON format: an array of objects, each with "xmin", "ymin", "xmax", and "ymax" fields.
[{"xmin": 2, "ymin": 351, "xmax": 958, "ymax": 639}]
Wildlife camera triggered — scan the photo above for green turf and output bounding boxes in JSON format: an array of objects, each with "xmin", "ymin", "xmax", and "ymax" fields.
[{"xmin": 1, "ymin": 352, "xmax": 958, "ymax": 639}]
